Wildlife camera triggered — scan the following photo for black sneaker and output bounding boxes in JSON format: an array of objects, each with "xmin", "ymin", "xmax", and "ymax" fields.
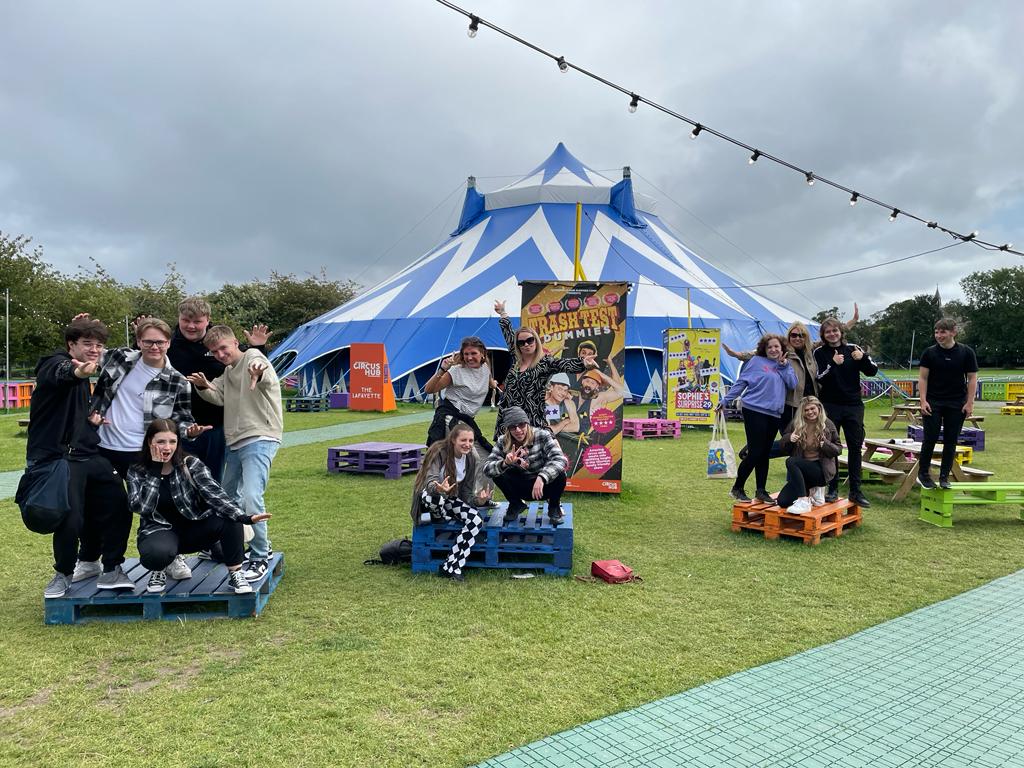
[
  {"xmin": 938, "ymin": 477, "xmax": 952, "ymax": 490},
  {"xmin": 146, "ymin": 570, "xmax": 167, "ymax": 594},
  {"xmin": 242, "ymin": 559, "xmax": 269, "ymax": 583},
  {"xmin": 547, "ymin": 505, "xmax": 564, "ymax": 526},
  {"xmin": 916, "ymin": 474, "xmax": 937, "ymax": 490},
  {"xmin": 824, "ymin": 490, "xmax": 839, "ymax": 504},
  {"xmin": 754, "ymin": 489, "xmax": 774, "ymax": 505},
  {"xmin": 505, "ymin": 502, "xmax": 528, "ymax": 523},
  {"xmin": 851, "ymin": 491, "xmax": 872, "ymax": 508},
  {"xmin": 227, "ymin": 570, "xmax": 253, "ymax": 594},
  {"xmin": 730, "ymin": 487, "xmax": 752, "ymax": 503},
  {"xmin": 437, "ymin": 563, "xmax": 465, "ymax": 582}
]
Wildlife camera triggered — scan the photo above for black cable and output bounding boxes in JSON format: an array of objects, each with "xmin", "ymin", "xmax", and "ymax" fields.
[{"xmin": 432, "ymin": 0, "xmax": 1020, "ymax": 257}]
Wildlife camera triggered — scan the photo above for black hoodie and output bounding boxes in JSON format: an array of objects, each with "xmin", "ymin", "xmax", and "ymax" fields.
[{"xmin": 26, "ymin": 351, "xmax": 100, "ymax": 463}]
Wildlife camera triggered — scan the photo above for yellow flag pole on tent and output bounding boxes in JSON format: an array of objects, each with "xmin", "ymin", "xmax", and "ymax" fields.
[{"xmin": 573, "ymin": 202, "xmax": 587, "ymax": 280}]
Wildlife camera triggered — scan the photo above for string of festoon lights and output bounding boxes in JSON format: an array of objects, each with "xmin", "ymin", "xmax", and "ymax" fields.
[{"xmin": 436, "ymin": 0, "xmax": 1019, "ymax": 257}]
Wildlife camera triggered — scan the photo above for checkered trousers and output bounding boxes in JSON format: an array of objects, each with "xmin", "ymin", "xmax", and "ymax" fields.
[{"xmin": 420, "ymin": 489, "xmax": 483, "ymax": 576}]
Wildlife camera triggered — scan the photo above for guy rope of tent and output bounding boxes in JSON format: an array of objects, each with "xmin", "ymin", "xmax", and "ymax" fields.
[{"xmin": 433, "ymin": 0, "xmax": 1019, "ymax": 257}]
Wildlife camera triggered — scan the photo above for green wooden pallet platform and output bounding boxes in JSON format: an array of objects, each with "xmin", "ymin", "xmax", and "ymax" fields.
[{"xmin": 919, "ymin": 483, "xmax": 1024, "ymax": 528}]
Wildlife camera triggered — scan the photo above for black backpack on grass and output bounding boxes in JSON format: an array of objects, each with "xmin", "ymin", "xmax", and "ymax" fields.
[{"xmin": 364, "ymin": 538, "xmax": 413, "ymax": 566}]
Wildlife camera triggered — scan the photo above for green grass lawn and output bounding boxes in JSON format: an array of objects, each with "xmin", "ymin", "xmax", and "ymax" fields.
[{"xmin": 2, "ymin": 406, "xmax": 1024, "ymax": 767}]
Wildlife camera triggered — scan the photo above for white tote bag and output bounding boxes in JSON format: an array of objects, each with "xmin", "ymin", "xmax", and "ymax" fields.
[{"xmin": 707, "ymin": 409, "xmax": 738, "ymax": 480}]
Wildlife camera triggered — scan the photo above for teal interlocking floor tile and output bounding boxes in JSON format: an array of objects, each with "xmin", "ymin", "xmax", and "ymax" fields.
[{"xmin": 474, "ymin": 568, "xmax": 1024, "ymax": 767}]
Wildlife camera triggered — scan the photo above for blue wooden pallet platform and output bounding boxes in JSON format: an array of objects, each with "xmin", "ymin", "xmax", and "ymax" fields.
[
  {"xmin": 412, "ymin": 502, "xmax": 573, "ymax": 576},
  {"xmin": 44, "ymin": 553, "xmax": 285, "ymax": 625}
]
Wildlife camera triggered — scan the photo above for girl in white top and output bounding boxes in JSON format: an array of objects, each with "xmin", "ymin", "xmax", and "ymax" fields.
[{"xmin": 424, "ymin": 336, "xmax": 496, "ymax": 451}]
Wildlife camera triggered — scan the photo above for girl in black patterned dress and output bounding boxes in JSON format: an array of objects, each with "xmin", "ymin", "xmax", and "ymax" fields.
[{"xmin": 493, "ymin": 300, "xmax": 596, "ymax": 441}]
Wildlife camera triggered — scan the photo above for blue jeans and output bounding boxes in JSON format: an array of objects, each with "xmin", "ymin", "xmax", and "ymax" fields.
[{"xmin": 222, "ymin": 440, "xmax": 279, "ymax": 560}]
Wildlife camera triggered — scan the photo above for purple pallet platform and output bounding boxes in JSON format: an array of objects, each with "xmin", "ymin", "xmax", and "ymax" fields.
[
  {"xmin": 327, "ymin": 442, "xmax": 424, "ymax": 479},
  {"xmin": 622, "ymin": 418, "xmax": 681, "ymax": 439},
  {"xmin": 906, "ymin": 425, "xmax": 985, "ymax": 450},
  {"xmin": 329, "ymin": 392, "xmax": 349, "ymax": 409}
]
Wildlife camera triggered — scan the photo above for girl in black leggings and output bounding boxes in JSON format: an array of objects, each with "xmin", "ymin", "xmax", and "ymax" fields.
[{"xmin": 721, "ymin": 335, "xmax": 797, "ymax": 503}]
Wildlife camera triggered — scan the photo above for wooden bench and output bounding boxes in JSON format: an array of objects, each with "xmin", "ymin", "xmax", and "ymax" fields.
[
  {"xmin": 327, "ymin": 442, "xmax": 424, "ymax": 479},
  {"xmin": 920, "ymin": 483, "xmax": 1024, "ymax": 528},
  {"xmin": 622, "ymin": 418, "xmax": 681, "ymax": 440},
  {"xmin": 285, "ymin": 396, "xmax": 330, "ymax": 413},
  {"xmin": 1001, "ymin": 406, "xmax": 1024, "ymax": 416},
  {"xmin": 17, "ymin": 418, "xmax": 30, "ymax": 429},
  {"xmin": 839, "ymin": 454, "xmax": 905, "ymax": 484}
]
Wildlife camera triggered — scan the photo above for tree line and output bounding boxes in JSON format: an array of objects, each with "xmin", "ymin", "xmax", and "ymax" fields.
[
  {"xmin": 1, "ymin": 233, "xmax": 358, "ymax": 377},
  {"xmin": 814, "ymin": 266, "xmax": 1024, "ymax": 368}
]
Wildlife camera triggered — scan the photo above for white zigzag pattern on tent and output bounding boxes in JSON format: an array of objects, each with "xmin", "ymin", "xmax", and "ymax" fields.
[{"xmin": 411, "ymin": 207, "xmax": 572, "ymax": 315}]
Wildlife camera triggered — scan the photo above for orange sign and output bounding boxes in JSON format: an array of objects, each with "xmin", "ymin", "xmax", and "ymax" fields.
[{"xmin": 349, "ymin": 343, "xmax": 396, "ymax": 412}]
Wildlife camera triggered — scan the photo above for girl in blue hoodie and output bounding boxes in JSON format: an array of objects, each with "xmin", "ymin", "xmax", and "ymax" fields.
[{"xmin": 721, "ymin": 334, "xmax": 797, "ymax": 503}]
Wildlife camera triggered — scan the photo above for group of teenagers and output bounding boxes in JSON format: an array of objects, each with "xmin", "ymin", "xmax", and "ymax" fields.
[
  {"xmin": 24, "ymin": 298, "xmax": 284, "ymax": 599},
  {"xmin": 721, "ymin": 314, "xmax": 978, "ymax": 515},
  {"xmin": 413, "ymin": 300, "xmax": 607, "ymax": 581}
]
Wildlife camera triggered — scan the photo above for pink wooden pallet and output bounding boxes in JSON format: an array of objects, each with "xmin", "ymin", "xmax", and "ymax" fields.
[{"xmin": 622, "ymin": 418, "xmax": 681, "ymax": 440}]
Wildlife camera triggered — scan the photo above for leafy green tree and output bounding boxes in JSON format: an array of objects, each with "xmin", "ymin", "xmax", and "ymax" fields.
[
  {"xmin": 0, "ymin": 233, "xmax": 67, "ymax": 375},
  {"xmin": 961, "ymin": 267, "xmax": 1024, "ymax": 366},
  {"xmin": 871, "ymin": 294, "xmax": 943, "ymax": 367}
]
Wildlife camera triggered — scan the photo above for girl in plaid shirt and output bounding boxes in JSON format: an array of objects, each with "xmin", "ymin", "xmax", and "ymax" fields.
[
  {"xmin": 484, "ymin": 406, "xmax": 568, "ymax": 525},
  {"xmin": 128, "ymin": 419, "xmax": 270, "ymax": 595}
]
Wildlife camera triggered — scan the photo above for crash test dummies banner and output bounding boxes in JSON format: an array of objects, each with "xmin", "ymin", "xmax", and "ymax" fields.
[
  {"xmin": 520, "ymin": 281, "xmax": 628, "ymax": 494},
  {"xmin": 662, "ymin": 328, "xmax": 721, "ymax": 426}
]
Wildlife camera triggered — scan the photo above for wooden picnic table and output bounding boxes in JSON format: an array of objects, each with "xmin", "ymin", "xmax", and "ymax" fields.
[
  {"xmin": 857, "ymin": 437, "xmax": 993, "ymax": 502},
  {"xmin": 879, "ymin": 404, "xmax": 921, "ymax": 429}
]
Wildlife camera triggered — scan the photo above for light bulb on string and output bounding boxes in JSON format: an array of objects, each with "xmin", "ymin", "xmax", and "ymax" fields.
[
  {"xmin": 556, "ymin": 56, "xmax": 568, "ymax": 73},
  {"xmin": 1000, "ymin": 243, "xmax": 1013, "ymax": 251},
  {"xmin": 467, "ymin": 15, "xmax": 479, "ymax": 38},
  {"xmin": 690, "ymin": 124, "xmax": 703, "ymax": 140},
  {"xmin": 748, "ymin": 150, "xmax": 760, "ymax": 165},
  {"xmin": 628, "ymin": 94, "xmax": 639, "ymax": 113},
  {"xmin": 805, "ymin": 172, "xmax": 815, "ymax": 187},
  {"xmin": 964, "ymin": 231, "xmax": 979, "ymax": 241},
  {"xmin": 889, "ymin": 208, "xmax": 899, "ymax": 222},
  {"xmin": 849, "ymin": 192, "xmax": 859, "ymax": 206}
]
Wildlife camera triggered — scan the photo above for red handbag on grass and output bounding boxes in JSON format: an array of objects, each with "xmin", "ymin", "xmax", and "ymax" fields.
[{"xmin": 590, "ymin": 559, "xmax": 641, "ymax": 584}]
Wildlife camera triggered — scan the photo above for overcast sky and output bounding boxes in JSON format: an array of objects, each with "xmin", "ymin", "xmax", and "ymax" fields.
[{"xmin": 2, "ymin": 1, "xmax": 1021, "ymax": 321}]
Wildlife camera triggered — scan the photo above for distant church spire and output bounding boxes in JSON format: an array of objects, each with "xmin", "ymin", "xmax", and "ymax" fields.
[{"xmin": 933, "ymin": 284, "xmax": 942, "ymax": 309}]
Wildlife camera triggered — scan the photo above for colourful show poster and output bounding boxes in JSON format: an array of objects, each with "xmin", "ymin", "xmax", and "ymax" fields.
[
  {"xmin": 663, "ymin": 328, "xmax": 721, "ymax": 426},
  {"xmin": 520, "ymin": 281, "xmax": 628, "ymax": 494}
]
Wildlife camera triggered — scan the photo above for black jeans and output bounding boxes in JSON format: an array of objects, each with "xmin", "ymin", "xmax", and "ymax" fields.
[
  {"xmin": 822, "ymin": 402, "xmax": 865, "ymax": 494},
  {"xmin": 492, "ymin": 469, "xmax": 566, "ymax": 508},
  {"xmin": 735, "ymin": 408, "xmax": 781, "ymax": 492},
  {"xmin": 920, "ymin": 401, "xmax": 967, "ymax": 480},
  {"xmin": 776, "ymin": 456, "xmax": 827, "ymax": 508},
  {"xmin": 768, "ymin": 404, "xmax": 797, "ymax": 458},
  {"xmin": 53, "ymin": 454, "xmax": 131, "ymax": 575},
  {"xmin": 184, "ymin": 425, "xmax": 226, "ymax": 483},
  {"xmin": 138, "ymin": 516, "xmax": 245, "ymax": 571},
  {"xmin": 77, "ymin": 447, "xmax": 137, "ymax": 568},
  {"xmin": 426, "ymin": 400, "xmax": 493, "ymax": 453}
]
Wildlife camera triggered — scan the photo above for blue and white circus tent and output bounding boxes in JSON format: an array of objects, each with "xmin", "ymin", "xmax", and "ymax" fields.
[{"xmin": 271, "ymin": 143, "xmax": 813, "ymax": 403}]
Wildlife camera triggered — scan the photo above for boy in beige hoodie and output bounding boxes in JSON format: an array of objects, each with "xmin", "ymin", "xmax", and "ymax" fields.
[{"xmin": 187, "ymin": 325, "xmax": 283, "ymax": 581}]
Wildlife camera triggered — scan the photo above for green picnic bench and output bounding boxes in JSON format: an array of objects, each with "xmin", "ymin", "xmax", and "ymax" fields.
[{"xmin": 919, "ymin": 483, "xmax": 1024, "ymax": 528}]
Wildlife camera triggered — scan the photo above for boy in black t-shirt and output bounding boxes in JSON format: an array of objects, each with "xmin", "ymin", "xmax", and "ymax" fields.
[{"xmin": 917, "ymin": 318, "xmax": 978, "ymax": 490}]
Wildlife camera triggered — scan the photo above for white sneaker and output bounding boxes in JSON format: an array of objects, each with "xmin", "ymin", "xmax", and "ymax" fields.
[
  {"xmin": 71, "ymin": 559, "xmax": 102, "ymax": 583},
  {"xmin": 787, "ymin": 497, "xmax": 812, "ymax": 515},
  {"xmin": 166, "ymin": 555, "xmax": 192, "ymax": 580},
  {"xmin": 810, "ymin": 487, "xmax": 826, "ymax": 507}
]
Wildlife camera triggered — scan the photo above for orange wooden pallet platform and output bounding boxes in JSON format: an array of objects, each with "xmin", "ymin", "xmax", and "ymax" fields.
[{"xmin": 732, "ymin": 498, "xmax": 862, "ymax": 546}]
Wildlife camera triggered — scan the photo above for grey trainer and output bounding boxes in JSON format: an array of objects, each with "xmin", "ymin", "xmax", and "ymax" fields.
[
  {"xmin": 44, "ymin": 573, "xmax": 72, "ymax": 599},
  {"xmin": 96, "ymin": 565, "xmax": 134, "ymax": 590},
  {"xmin": 71, "ymin": 559, "xmax": 102, "ymax": 582},
  {"xmin": 166, "ymin": 555, "xmax": 192, "ymax": 580}
]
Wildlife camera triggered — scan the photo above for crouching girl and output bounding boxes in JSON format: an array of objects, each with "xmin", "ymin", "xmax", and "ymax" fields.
[
  {"xmin": 777, "ymin": 397, "xmax": 843, "ymax": 514},
  {"xmin": 128, "ymin": 418, "xmax": 271, "ymax": 594},
  {"xmin": 412, "ymin": 423, "xmax": 493, "ymax": 582}
]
